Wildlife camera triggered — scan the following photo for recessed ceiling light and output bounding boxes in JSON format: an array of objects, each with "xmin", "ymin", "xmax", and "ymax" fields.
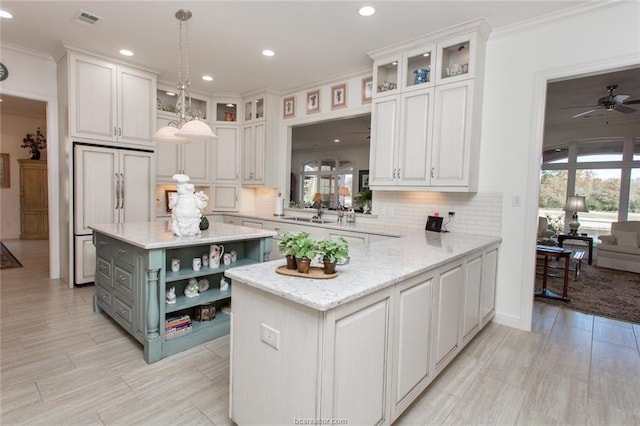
[
  {"xmin": 358, "ymin": 6, "xmax": 375, "ymax": 17},
  {"xmin": 392, "ymin": 61, "xmax": 398, "ymax": 66},
  {"xmin": 226, "ymin": 103, "xmax": 235, "ymax": 107},
  {"xmin": 202, "ymin": 75, "xmax": 214, "ymax": 82},
  {"xmin": 262, "ymin": 49, "xmax": 275, "ymax": 57},
  {"xmin": 333, "ymin": 139, "xmax": 340, "ymax": 143},
  {"xmin": 166, "ymin": 91, "xmax": 176, "ymax": 97},
  {"xmin": 423, "ymin": 53, "xmax": 430, "ymax": 57},
  {"xmin": 119, "ymin": 49, "xmax": 134, "ymax": 57},
  {"xmin": 0, "ymin": 10, "xmax": 13, "ymax": 19}
]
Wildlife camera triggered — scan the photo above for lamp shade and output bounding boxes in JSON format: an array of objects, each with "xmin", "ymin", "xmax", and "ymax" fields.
[
  {"xmin": 338, "ymin": 186, "xmax": 351, "ymax": 196},
  {"xmin": 313, "ymin": 193, "xmax": 323, "ymax": 202},
  {"xmin": 175, "ymin": 118, "xmax": 217, "ymax": 140},
  {"xmin": 564, "ymin": 195, "xmax": 588, "ymax": 212},
  {"xmin": 151, "ymin": 125, "xmax": 190, "ymax": 144}
]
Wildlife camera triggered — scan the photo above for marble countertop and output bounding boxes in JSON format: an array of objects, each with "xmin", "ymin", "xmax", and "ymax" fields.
[
  {"xmin": 89, "ymin": 221, "xmax": 277, "ymax": 250},
  {"xmin": 225, "ymin": 231, "xmax": 501, "ymax": 311}
]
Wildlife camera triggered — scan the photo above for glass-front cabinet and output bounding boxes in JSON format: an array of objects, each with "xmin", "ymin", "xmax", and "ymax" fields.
[
  {"xmin": 373, "ymin": 57, "xmax": 401, "ymax": 97},
  {"xmin": 244, "ymin": 97, "xmax": 265, "ymax": 122},
  {"xmin": 435, "ymin": 32, "xmax": 476, "ymax": 84},
  {"xmin": 215, "ymin": 102, "xmax": 238, "ymax": 123},
  {"xmin": 156, "ymin": 88, "xmax": 208, "ymax": 122},
  {"xmin": 403, "ymin": 45, "xmax": 435, "ymax": 91}
]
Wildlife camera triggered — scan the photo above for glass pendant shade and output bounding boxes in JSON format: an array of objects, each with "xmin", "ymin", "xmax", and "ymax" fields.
[
  {"xmin": 175, "ymin": 118, "xmax": 217, "ymax": 140},
  {"xmin": 151, "ymin": 125, "xmax": 189, "ymax": 144}
]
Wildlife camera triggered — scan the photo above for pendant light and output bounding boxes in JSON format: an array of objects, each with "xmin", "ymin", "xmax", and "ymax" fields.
[{"xmin": 152, "ymin": 9, "xmax": 216, "ymax": 143}]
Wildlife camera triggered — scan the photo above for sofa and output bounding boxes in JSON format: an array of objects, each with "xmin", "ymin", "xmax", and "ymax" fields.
[{"xmin": 596, "ymin": 221, "xmax": 640, "ymax": 273}]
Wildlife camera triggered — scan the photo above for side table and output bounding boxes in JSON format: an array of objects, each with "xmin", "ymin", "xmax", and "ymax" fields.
[
  {"xmin": 558, "ymin": 234, "xmax": 593, "ymax": 265},
  {"xmin": 535, "ymin": 245, "xmax": 571, "ymax": 301}
]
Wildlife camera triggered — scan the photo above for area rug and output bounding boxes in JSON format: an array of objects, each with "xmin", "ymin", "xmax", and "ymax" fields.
[
  {"xmin": 535, "ymin": 261, "xmax": 640, "ymax": 324},
  {"xmin": 1, "ymin": 242, "xmax": 22, "ymax": 269}
]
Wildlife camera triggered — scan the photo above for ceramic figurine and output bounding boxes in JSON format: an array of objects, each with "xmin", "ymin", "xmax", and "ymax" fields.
[
  {"xmin": 220, "ymin": 277, "xmax": 229, "ymax": 291},
  {"xmin": 169, "ymin": 174, "xmax": 209, "ymax": 237},
  {"xmin": 184, "ymin": 278, "xmax": 200, "ymax": 298},
  {"xmin": 166, "ymin": 286, "xmax": 177, "ymax": 304}
]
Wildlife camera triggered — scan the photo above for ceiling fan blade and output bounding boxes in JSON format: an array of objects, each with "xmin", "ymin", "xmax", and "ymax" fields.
[
  {"xmin": 623, "ymin": 99, "xmax": 640, "ymax": 105},
  {"xmin": 612, "ymin": 94, "xmax": 630, "ymax": 103},
  {"xmin": 560, "ymin": 105, "xmax": 598, "ymax": 110},
  {"xmin": 615, "ymin": 105, "xmax": 636, "ymax": 114},
  {"xmin": 571, "ymin": 108, "xmax": 600, "ymax": 118}
]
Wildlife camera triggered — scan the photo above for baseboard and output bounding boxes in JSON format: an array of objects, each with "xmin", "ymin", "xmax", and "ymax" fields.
[{"xmin": 492, "ymin": 312, "xmax": 526, "ymax": 330}]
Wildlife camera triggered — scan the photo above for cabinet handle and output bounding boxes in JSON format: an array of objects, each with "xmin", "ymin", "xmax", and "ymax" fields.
[
  {"xmin": 98, "ymin": 240, "xmax": 108, "ymax": 246},
  {"xmin": 397, "ymin": 168, "xmax": 401, "ymax": 179},
  {"xmin": 113, "ymin": 127, "xmax": 117, "ymax": 137},
  {"xmin": 274, "ymin": 227, "xmax": 281, "ymax": 231},
  {"xmin": 431, "ymin": 167, "xmax": 435, "ymax": 179},
  {"xmin": 100, "ymin": 294, "xmax": 108, "ymax": 301},
  {"xmin": 99, "ymin": 264, "xmax": 107, "ymax": 271},
  {"xmin": 117, "ymin": 275, "xmax": 126, "ymax": 283},
  {"xmin": 118, "ymin": 248, "xmax": 127, "ymax": 254},
  {"xmin": 119, "ymin": 173, "xmax": 125, "ymax": 209},
  {"xmin": 115, "ymin": 173, "xmax": 120, "ymax": 209},
  {"xmin": 236, "ymin": 172, "xmax": 239, "ymax": 179},
  {"xmin": 118, "ymin": 127, "xmax": 122, "ymax": 137},
  {"xmin": 117, "ymin": 308, "xmax": 126, "ymax": 316}
]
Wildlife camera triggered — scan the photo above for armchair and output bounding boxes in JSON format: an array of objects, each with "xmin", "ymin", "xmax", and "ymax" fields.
[{"xmin": 596, "ymin": 221, "xmax": 640, "ymax": 273}]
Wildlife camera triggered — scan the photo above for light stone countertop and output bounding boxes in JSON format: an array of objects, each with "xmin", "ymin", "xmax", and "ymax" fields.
[
  {"xmin": 225, "ymin": 231, "xmax": 501, "ymax": 311},
  {"xmin": 89, "ymin": 221, "xmax": 277, "ymax": 250}
]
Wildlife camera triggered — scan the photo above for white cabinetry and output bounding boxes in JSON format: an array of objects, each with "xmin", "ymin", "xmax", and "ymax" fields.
[
  {"xmin": 480, "ymin": 245, "xmax": 498, "ymax": 325},
  {"xmin": 433, "ymin": 261, "xmax": 463, "ymax": 370},
  {"xmin": 462, "ymin": 252, "xmax": 482, "ymax": 343},
  {"xmin": 155, "ymin": 117, "xmax": 210, "ymax": 184},
  {"xmin": 69, "ymin": 52, "xmax": 156, "ymax": 147},
  {"xmin": 211, "ymin": 125, "xmax": 240, "ymax": 211},
  {"xmin": 74, "ymin": 144, "xmax": 154, "ymax": 284},
  {"xmin": 241, "ymin": 91, "xmax": 280, "ymax": 187},
  {"xmin": 368, "ymin": 20, "xmax": 488, "ymax": 192}
]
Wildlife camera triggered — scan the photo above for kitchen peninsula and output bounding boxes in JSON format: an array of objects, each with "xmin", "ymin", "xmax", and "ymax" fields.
[
  {"xmin": 89, "ymin": 221, "xmax": 275, "ymax": 363},
  {"xmin": 226, "ymin": 231, "xmax": 500, "ymax": 424}
]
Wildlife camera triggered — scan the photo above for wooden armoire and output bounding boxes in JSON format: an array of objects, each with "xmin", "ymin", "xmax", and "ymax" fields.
[{"xmin": 18, "ymin": 159, "xmax": 48, "ymax": 239}]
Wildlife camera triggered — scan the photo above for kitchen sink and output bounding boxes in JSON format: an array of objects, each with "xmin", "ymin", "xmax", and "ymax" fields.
[{"xmin": 283, "ymin": 217, "xmax": 334, "ymax": 224}]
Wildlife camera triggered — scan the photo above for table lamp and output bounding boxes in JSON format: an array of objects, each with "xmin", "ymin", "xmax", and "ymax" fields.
[
  {"xmin": 338, "ymin": 186, "xmax": 351, "ymax": 208},
  {"xmin": 312, "ymin": 193, "xmax": 323, "ymax": 203},
  {"xmin": 564, "ymin": 195, "xmax": 588, "ymax": 235}
]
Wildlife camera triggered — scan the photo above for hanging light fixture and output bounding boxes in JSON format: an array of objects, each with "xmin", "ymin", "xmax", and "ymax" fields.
[{"xmin": 152, "ymin": 9, "xmax": 216, "ymax": 143}]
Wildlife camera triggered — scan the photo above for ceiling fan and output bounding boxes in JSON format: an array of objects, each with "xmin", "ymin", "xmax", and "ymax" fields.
[{"xmin": 565, "ymin": 84, "xmax": 640, "ymax": 118}]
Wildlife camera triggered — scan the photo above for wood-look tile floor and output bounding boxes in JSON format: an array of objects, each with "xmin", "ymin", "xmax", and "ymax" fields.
[{"xmin": 1, "ymin": 239, "xmax": 639, "ymax": 425}]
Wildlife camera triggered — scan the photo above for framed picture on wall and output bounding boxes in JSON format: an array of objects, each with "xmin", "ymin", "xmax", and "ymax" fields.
[
  {"xmin": 0, "ymin": 153, "xmax": 9, "ymax": 188},
  {"xmin": 283, "ymin": 96, "xmax": 295, "ymax": 118},
  {"xmin": 306, "ymin": 90, "xmax": 320, "ymax": 114},
  {"xmin": 361, "ymin": 76, "xmax": 373, "ymax": 104},
  {"xmin": 331, "ymin": 83, "xmax": 347, "ymax": 110},
  {"xmin": 359, "ymin": 169, "xmax": 370, "ymax": 193}
]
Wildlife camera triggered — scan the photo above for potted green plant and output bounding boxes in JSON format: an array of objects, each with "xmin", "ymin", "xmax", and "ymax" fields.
[
  {"xmin": 292, "ymin": 233, "xmax": 317, "ymax": 274},
  {"xmin": 278, "ymin": 231, "xmax": 307, "ymax": 270},
  {"xmin": 316, "ymin": 236, "xmax": 349, "ymax": 274},
  {"xmin": 354, "ymin": 188, "xmax": 372, "ymax": 214}
]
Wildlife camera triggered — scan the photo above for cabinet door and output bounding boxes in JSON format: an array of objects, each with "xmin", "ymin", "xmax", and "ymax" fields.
[
  {"xmin": 74, "ymin": 145, "xmax": 119, "ymax": 234},
  {"xmin": 252, "ymin": 122, "xmax": 266, "ymax": 184},
  {"xmin": 75, "ymin": 235, "xmax": 97, "ymax": 284},
  {"xmin": 120, "ymin": 150, "xmax": 154, "ymax": 224},
  {"xmin": 212, "ymin": 126, "xmax": 240, "ymax": 184},
  {"xmin": 118, "ymin": 67, "xmax": 155, "ymax": 145},
  {"xmin": 434, "ymin": 263, "xmax": 462, "ymax": 368},
  {"xmin": 462, "ymin": 254, "xmax": 482, "ymax": 342},
  {"xmin": 391, "ymin": 275, "xmax": 433, "ymax": 418},
  {"xmin": 430, "ymin": 80, "xmax": 473, "ymax": 187},
  {"xmin": 369, "ymin": 96, "xmax": 399, "ymax": 186},
  {"xmin": 155, "ymin": 117, "xmax": 181, "ymax": 181},
  {"xmin": 241, "ymin": 125, "xmax": 254, "ymax": 183},
  {"xmin": 480, "ymin": 246, "xmax": 498, "ymax": 324},
  {"xmin": 182, "ymin": 138, "xmax": 210, "ymax": 184},
  {"xmin": 398, "ymin": 89, "xmax": 433, "ymax": 186},
  {"xmin": 70, "ymin": 55, "xmax": 117, "ymax": 141},
  {"xmin": 212, "ymin": 186, "xmax": 239, "ymax": 211}
]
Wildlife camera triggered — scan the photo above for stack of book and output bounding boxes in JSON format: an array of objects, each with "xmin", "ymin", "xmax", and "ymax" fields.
[{"xmin": 165, "ymin": 314, "xmax": 192, "ymax": 339}]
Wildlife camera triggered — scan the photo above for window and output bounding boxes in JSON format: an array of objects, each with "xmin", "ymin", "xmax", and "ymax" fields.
[
  {"xmin": 539, "ymin": 138, "xmax": 640, "ymax": 237},
  {"xmin": 302, "ymin": 158, "xmax": 353, "ymax": 208}
]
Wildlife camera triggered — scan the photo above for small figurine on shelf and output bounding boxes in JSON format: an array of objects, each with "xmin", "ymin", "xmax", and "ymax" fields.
[
  {"xmin": 166, "ymin": 286, "xmax": 176, "ymax": 304},
  {"xmin": 198, "ymin": 278, "xmax": 210, "ymax": 293},
  {"xmin": 220, "ymin": 277, "xmax": 229, "ymax": 291},
  {"xmin": 184, "ymin": 278, "xmax": 199, "ymax": 298}
]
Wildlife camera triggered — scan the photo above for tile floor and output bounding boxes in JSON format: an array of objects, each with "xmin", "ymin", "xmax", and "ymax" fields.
[{"xmin": 1, "ymin": 240, "xmax": 639, "ymax": 425}]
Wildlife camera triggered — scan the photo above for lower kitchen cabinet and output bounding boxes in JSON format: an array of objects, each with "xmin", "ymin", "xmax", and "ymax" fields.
[{"xmin": 433, "ymin": 261, "xmax": 463, "ymax": 370}]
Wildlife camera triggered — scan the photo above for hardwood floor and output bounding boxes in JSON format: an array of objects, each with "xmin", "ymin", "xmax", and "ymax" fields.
[{"xmin": 1, "ymin": 239, "xmax": 639, "ymax": 425}]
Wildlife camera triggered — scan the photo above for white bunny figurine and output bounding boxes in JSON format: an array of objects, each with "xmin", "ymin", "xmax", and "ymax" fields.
[{"xmin": 166, "ymin": 286, "xmax": 176, "ymax": 304}]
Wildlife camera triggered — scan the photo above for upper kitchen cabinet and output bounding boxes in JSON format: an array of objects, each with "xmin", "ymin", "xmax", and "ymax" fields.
[
  {"xmin": 155, "ymin": 116, "xmax": 210, "ymax": 184},
  {"xmin": 66, "ymin": 51, "xmax": 156, "ymax": 148},
  {"xmin": 157, "ymin": 87, "xmax": 208, "ymax": 122},
  {"xmin": 368, "ymin": 19, "xmax": 489, "ymax": 192},
  {"xmin": 241, "ymin": 91, "xmax": 280, "ymax": 187}
]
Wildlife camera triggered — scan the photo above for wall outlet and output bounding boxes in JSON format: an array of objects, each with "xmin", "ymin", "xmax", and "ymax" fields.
[{"xmin": 261, "ymin": 323, "xmax": 280, "ymax": 350}]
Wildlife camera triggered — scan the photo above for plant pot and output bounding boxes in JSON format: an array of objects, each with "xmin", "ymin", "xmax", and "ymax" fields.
[
  {"xmin": 296, "ymin": 256, "xmax": 311, "ymax": 274},
  {"xmin": 30, "ymin": 149, "xmax": 40, "ymax": 160},
  {"xmin": 285, "ymin": 254, "xmax": 297, "ymax": 270},
  {"xmin": 199, "ymin": 216, "xmax": 209, "ymax": 230},
  {"xmin": 323, "ymin": 259, "xmax": 336, "ymax": 274}
]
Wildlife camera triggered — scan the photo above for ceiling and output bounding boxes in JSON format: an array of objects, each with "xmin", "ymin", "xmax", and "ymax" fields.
[
  {"xmin": 1, "ymin": 1, "xmax": 637, "ymax": 148},
  {"xmin": 1, "ymin": 1, "xmax": 588, "ymax": 96}
]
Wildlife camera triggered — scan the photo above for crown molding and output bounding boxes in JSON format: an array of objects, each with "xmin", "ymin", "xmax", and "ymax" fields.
[{"xmin": 1, "ymin": 42, "xmax": 54, "ymax": 61}]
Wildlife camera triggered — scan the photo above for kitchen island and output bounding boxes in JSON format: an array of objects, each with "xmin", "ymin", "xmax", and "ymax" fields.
[
  {"xmin": 226, "ymin": 231, "xmax": 500, "ymax": 425},
  {"xmin": 89, "ymin": 221, "xmax": 275, "ymax": 363}
]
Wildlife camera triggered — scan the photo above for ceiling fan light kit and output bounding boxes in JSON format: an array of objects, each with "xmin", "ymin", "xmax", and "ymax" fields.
[{"xmin": 568, "ymin": 84, "xmax": 639, "ymax": 119}]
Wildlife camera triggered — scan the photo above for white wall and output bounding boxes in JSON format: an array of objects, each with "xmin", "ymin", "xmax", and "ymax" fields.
[
  {"xmin": 0, "ymin": 112, "xmax": 47, "ymax": 239},
  {"xmin": 0, "ymin": 44, "xmax": 60, "ymax": 278},
  {"xmin": 479, "ymin": 1, "xmax": 640, "ymax": 329}
]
